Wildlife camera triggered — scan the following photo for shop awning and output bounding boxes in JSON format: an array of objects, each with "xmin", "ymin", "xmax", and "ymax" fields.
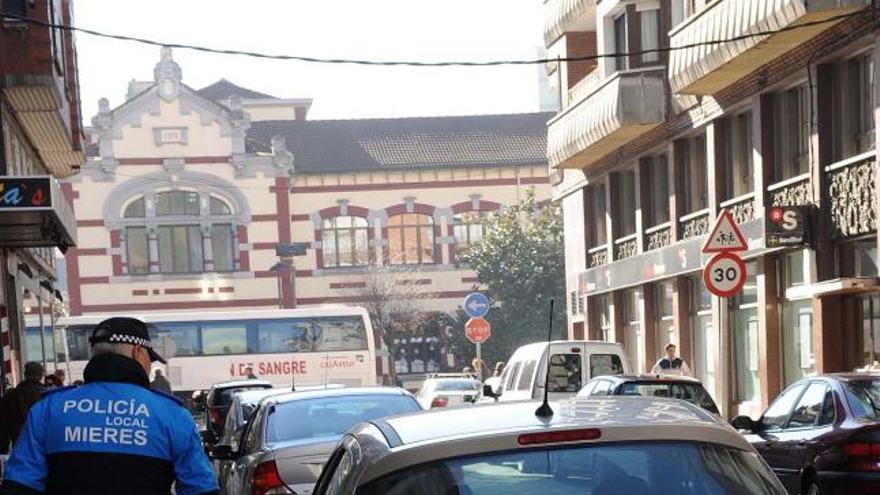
[{"xmin": 0, "ymin": 176, "xmax": 76, "ymax": 251}]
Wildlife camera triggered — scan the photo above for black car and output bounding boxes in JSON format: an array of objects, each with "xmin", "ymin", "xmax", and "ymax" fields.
[
  {"xmin": 731, "ymin": 373, "xmax": 880, "ymax": 495},
  {"xmin": 578, "ymin": 374, "xmax": 720, "ymax": 414},
  {"xmin": 204, "ymin": 379, "xmax": 273, "ymax": 440}
]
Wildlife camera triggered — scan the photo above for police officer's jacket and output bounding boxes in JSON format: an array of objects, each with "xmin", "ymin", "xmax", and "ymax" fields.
[{"xmin": 0, "ymin": 353, "xmax": 219, "ymax": 495}]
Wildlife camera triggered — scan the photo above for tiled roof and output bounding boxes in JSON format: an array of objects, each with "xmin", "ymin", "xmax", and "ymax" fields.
[
  {"xmin": 197, "ymin": 79, "xmax": 277, "ymax": 101},
  {"xmin": 246, "ymin": 112, "xmax": 553, "ymax": 173}
]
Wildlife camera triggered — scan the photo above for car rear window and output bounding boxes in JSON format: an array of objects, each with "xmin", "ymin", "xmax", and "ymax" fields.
[
  {"xmin": 266, "ymin": 395, "xmax": 419, "ymax": 443},
  {"xmin": 617, "ymin": 382, "xmax": 718, "ymax": 412},
  {"xmin": 843, "ymin": 378, "xmax": 880, "ymax": 420},
  {"xmin": 357, "ymin": 442, "xmax": 785, "ymax": 495},
  {"xmin": 435, "ymin": 379, "xmax": 481, "ymax": 392},
  {"xmin": 213, "ymin": 385, "xmax": 272, "ymax": 407}
]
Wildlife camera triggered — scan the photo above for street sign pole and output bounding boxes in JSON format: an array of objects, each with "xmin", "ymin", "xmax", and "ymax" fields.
[{"xmin": 475, "ymin": 342, "xmax": 482, "ymax": 380}]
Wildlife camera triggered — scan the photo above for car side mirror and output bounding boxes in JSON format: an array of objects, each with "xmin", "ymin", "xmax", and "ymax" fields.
[
  {"xmin": 212, "ymin": 444, "xmax": 238, "ymax": 461},
  {"xmin": 482, "ymin": 384, "xmax": 498, "ymax": 401},
  {"xmin": 730, "ymin": 415, "xmax": 757, "ymax": 432}
]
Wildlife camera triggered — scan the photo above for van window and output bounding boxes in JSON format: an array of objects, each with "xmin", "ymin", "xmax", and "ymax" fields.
[
  {"xmin": 504, "ymin": 362, "xmax": 521, "ymax": 393},
  {"xmin": 589, "ymin": 354, "xmax": 624, "ymax": 377},
  {"xmin": 517, "ymin": 361, "xmax": 537, "ymax": 391},
  {"xmin": 548, "ymin": 354, "xmax": 582, "ymax": 393}
]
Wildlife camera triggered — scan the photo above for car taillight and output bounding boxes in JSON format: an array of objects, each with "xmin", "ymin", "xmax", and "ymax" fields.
[
  {"xmin": 251, "ymin": 460, "xmax": 292, "ymax": 495},
  {"xmin": 430, "ymin": 397, "xmax": 449, "ymax": 408},
  {"xmin": 208, "ymin": 406, "xmax": 221, "ymax": 424},
  {"xmin": 844, "ymin": 443, "xmax": 880, "ymax": 471},
  {"xmin": 518, "ymin": 428, "xmax": 602, "ymax": 445}
]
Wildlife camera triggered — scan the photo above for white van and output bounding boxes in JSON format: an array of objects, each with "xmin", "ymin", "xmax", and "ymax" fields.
[{"xmin": 483, "ymin": 340, "xmax": 631, "ymax": 402}]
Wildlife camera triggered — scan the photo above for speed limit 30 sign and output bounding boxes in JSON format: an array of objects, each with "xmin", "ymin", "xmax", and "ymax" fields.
[{"xmin": 703, "ymin": 252, "xmax": 747, "ymax": 297}]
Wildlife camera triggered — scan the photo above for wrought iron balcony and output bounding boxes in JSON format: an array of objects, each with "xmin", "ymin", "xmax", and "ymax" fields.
[
  {"xmin": 668, "ymin": 0, "xmax": 870, "ymax": 95},
  {"xmin": 548, "ymin": 68, "xmax": 666, "ymax": 170}
]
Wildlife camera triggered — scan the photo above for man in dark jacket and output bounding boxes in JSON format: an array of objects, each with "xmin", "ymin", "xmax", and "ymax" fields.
[
  {"xmin": 0, "ymin": 317, "xmax": 218, "ymax": 495},
  {"xmin": 0, "ymin": 362, "xmax": 45, "ymax": 453},
  {"xmin": 149, "ymin": 369, "xmax": 172, "ymax": 395}
]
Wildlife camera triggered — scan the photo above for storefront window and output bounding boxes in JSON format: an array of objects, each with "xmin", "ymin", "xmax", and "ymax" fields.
[
  {"xmin": 597, "ymin": 294, "xmax": 613, "ymax": 343},
  {"xmin": 656, "ymin": 282, "xmax": 674, "ymax": 357},
  {"xmin": 623, "ymin": 289, "xmax": 642, "ymax": 373},
  {"xmin": 690, "ymin": 276, "xmax": 715, "ymax": 395},
  {"xmin": 780, "ymin": 250, "xmax": 815, "ymax": 385},
  {"xmin": 862, "ymin": 295, "xmax": 880, "ymax": 366},
  {"xmin": 733, "ymin": 263, "xmax": 759, "ymax": 404},
  {"xmin": 856, "ymin": 240, "xmax": 878, "ymax": 277}
]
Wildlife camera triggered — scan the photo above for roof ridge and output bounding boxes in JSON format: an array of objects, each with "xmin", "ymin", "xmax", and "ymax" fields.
[{"xmin": 250, "ymin": 111, "xmax": 555, "ymax": 125}]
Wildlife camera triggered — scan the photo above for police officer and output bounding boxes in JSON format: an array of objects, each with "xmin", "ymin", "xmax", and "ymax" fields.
[{"xmin": 0, "ymin": 317, "xmax": 219, "ymax": 495}]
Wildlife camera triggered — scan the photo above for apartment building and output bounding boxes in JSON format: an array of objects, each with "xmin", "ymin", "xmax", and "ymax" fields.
[
  {"xmin": 546, "ymin": 0, "xmax": 878, "ymax": 417},
  {"xmin": 0, "ymin": 0, "xmax": 83, "ymax": 389}
]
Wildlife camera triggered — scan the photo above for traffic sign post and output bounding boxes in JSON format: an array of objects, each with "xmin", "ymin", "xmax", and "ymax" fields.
[
  {"xmin": 703, "ymin": 252, "xmax": 747, "ymax": 298},
  {"xmin": 463, "ymin": 292, "xmax": 489, "ymax": 319},
  {"xmin": 465, "ymin": 317, "xmax": 491, "ymax": 378}
]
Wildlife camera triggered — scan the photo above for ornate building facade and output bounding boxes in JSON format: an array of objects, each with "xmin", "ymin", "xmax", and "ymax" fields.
[
  {"xmin": 64, "ymin": 49, "xmax": 552, "ymax": 375},
  {"xmin": 547, "ymin": 0, "xmax": 879, "ymax": 418}
]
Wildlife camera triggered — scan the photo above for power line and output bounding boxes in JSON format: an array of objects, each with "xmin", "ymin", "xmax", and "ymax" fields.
[{"xmin": 0, "ymin": 9, "xmax": 872, "ymax": 68}]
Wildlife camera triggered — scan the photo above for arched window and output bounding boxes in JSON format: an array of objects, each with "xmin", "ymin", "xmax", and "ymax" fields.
[
  {"xmin": 122, "ymin": 191, "xmax": 237, "ymax": 275},
  {"xmin": 321, "ymin": 216, "xmax": 369, "ymax": 268},
  {"xmin": 387, "ymin": 213, "xmax": 434, "ymax": 265},
  {"xmin": 452, "ymin": 211, "xmax": 488, "ymax": 254}
]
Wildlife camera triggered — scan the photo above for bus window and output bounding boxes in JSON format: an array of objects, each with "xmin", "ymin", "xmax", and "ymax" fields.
[
  {"xmin": 313, "ymin": 317, "xmax": 367, "ymax": 352},
  {"xmin": 65, "ymin": 325, "xmax": 92, "ymax": 361},
  {"xmin": 201, "ymin": 322, "xmax": 248, "ymax": 355},
  {"xmin": 25, "ymin": 327, "xmax": 56, "ymax": 363},
  {"xmin": 154, "ymin": 322, "xmax": 201, "ymax": 356},
  {"xmin": 257, "ymin": 317, "xmax": 368, "ymax": 354},
  {"xmin": 256, "ymin": 320, "xmax": 299, "ymax": 353}
]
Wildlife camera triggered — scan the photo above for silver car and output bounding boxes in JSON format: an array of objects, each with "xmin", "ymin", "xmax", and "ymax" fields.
[
  {"xmin": 312, "ymin": 396, "xmax": 788, "ymax": 494},
  {"xmin": 214, "ymin": 387, "xmax": 421, "ymax": 495}
]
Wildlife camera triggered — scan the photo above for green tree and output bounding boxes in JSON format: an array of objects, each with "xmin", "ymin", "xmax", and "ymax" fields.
[{"xmin": 449, "ymin": 189, "xmax": 566, "ymax": 373}]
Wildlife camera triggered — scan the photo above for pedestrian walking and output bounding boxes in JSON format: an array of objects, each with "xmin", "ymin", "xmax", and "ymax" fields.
[
  {"xmin": 492, "ymin": 362, "xmax": 505, "ymax": 377},
  {"xmin": 0, "ymin": 362, "xmax": 45, "ymax": 453},
  {"xmin": 651, "ymin": 343, "xmax": 692, "ymax": 376},
  {"xmin": 0, "ymin": 317, "xmax": 218, "ymax": 495},
  {"xmin": 150, "ymin": 369, "xmax": 173, "ymax": 395}
]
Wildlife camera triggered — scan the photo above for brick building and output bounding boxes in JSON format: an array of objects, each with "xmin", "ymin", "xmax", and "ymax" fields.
[
  {"xmin": 0, "ymin": 0, "xmax": 83, "ymax": 390},
  {"xmin": 65, "ymin": 48, "xmax": 552, "ymax": 373},
  {"xmin": 546, "ymin": 0, "xmax": 878, "ymax": 418}
]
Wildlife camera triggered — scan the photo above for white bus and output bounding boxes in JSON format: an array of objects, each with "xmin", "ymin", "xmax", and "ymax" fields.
[{"xmin": 50, "ymin": 306, "xmax": 381, "ymax": 394}]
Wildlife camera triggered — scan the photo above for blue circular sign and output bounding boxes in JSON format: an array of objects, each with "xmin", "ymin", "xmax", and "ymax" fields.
[{"xmin": 463, "ymin": 292, "xmax": 489, "ymax": 319}]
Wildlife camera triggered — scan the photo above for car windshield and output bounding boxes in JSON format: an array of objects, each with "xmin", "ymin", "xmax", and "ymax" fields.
[
  {"xmin": 358, "ymin": 442, "xmax": 785, "ymax": 495},
  {"xmin": 617, "ymin": 382, "xmax": 718, "ymax": 412},
  {"xmin": 435, "ymin": 379, "xmax": 481, "ymax": 392},
  {"xmin": 266, "ymin": 394, "xmax": 419, "ymax": 443},
  {"xmin": 843, "ymin": 378, "xmax": 880, "ymax": 420}
]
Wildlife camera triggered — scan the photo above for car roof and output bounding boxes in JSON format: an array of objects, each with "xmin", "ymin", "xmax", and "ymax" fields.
[
  {"xmin": 263, "ymin": 386, "xmax": 411, "ymax": 406},
  {"xmin": 382, "ymin": 396, "xmax": 725, "ymax": 447},
  {"xmin": 357, "ymin": 397, "xmax": 751, "ymax": 485},
  {"xmin": 593, "ymin": 374, "xmax": 703, "ymax": 384},
  {"xmin": 233, "ymin": 388, "xmax": 289, "ymax": 405},
  {"xmin": 209, "ymin": 379, "xmax": 273, "ymax": 390},
  {"xmin": 824, "ymin": 372, "xmax": 880, "ymax": 381}
]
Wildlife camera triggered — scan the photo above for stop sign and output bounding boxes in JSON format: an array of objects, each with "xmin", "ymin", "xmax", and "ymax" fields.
[{"xmin": 465, "ymin": 318, "xmax": 491, "ymax": 344}]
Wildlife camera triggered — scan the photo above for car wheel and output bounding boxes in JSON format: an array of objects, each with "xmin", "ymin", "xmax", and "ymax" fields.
[{"xmin": 805, "ymin": 480, "xmax": 821, "ymax": 495}]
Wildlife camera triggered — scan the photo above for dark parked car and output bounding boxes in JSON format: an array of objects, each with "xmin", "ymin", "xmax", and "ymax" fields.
[
  {"xmin": 731, "ymin": 373, "xmax": 880, "ymax": 495},
  {"xmin": 204, "ymin": 379, "xmax": 273, "ymax": 440},
  {"xmin": 577, "ymin": 374, "xmax": 720, "ymax": 414}
]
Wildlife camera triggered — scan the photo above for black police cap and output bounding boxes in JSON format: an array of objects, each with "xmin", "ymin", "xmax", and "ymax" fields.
[{"xmin": 89, "ymin": 317, "xmax": 167, "ymax": 364}]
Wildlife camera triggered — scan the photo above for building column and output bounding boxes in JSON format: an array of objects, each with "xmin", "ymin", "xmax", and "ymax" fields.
[
  {"xmin": 148, "ymin": 230, "xmax": 160, "ymax": 274},
  {"xmin": 586, "ymin": 295, "xmax": 601, "ymax": 340},
  {"xmin": 202, "ymin": 224, "xmax": 214, "ymax": 272},
  {"xmin": 813, "ymin": 63, "xmax": 836, "ymax": 281},
  {"xmin": 874, "ymin": 34, "xmax": 880, "ymax": 288},
  {"xmin": 813, "ymin": 295, "xmax": 846, "ymax": 373},
  {"xmin": 611, "ymin": 291, "xmax": 625, "ymax": 346},
  {"xmin": 641, "ymin": 283, "xmax": 657, "ymax": 373},
  {"xmin": 673, "ymin": 277, "xmax": 692, "ymax": 367},
  {"xmin": 757, "ymin": 256, "xmax": 781, "ymax": 410}
]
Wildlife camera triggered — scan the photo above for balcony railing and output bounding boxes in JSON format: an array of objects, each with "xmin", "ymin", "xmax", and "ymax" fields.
[
  {"xmin": 826, "ymin": 151, "xmax": 877, "ymax": 239},
  {"xmin": 644, "ymin": 222, "xmax": 672, "ymax": 252},
  {"xmin": 678, "ymin": 209, "xmax": 711, "ymax": 241},
  {"xmin": 587, "ymin": 244, "xmax": 608, "ymax": 268},
  {"xmin": 548, "ymin": 68, "xmax": 667, "ymax": 170},
  {"xmin": 544, "ymin": 0, "xmax": 597, "ymax": 45},
  {"xmin": 720, "ymin": 192, "xmax": 756, "ymax": 225},
  {"xmin": 668, "ymin": 0, "xmax": 870, "ymax": 95},
  {"xmin": 614, "ymin": 233, "xmax": 639, "ymax": 261},
  {"xmin": 768, "ymin": 173, "xmax": 812, "ymax": 207},
  {"xmin": 565, "ymin": 68, "xmax": 602, "ymax": 109}
]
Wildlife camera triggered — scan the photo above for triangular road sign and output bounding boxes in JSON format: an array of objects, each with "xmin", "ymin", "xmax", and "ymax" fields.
[{"xmin": 702, "ymin": 209, "xmax": 748, "ymax": 253}]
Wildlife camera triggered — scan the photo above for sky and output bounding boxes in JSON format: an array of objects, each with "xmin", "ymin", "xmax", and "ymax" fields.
[{"xmin": 73, "ymin": 0, "xmax": 549, "ymax": 122}]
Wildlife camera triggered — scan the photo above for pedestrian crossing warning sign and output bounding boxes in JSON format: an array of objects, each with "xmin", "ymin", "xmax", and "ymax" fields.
[{"xmin": 702, "ymin": 209, "xmax": 747, "ymax": 253}]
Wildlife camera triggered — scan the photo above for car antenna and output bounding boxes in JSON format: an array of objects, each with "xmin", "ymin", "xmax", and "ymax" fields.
[
  {"xmin": 535, "ymin": 299, "xmax": 555, "ymax": 419},
  {"xmin": 291, "ymin": 356, "xmax": 297, "ymax": 392}
]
